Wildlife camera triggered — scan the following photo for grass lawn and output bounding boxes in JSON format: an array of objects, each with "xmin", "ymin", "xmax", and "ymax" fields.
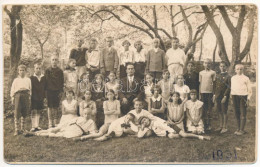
[{"xmin": 3, "ymin": 104, "xmax": 256, "ymax": 164}]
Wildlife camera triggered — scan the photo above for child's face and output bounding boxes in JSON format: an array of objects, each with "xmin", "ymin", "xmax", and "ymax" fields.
[
  {"xmin": 51, "ymin": 56, "xmax": 58, "ymax": 67},
  {"xmin": 109, "ymin": 73, "xmax": 116, "ymax": 82},
  {"xmin": 34, "ymin": 65, "xmax": 42, "ymax": 75},
  {"xmin": 177, "ymin": 76, "xmax": 184, "ymax": 85},
  {"xmin": 124, "ymin": 43, "xmax": 130, "ymax": 51},
  {"xmin": 89, "ymin": 41, "xmax": 96, "ymax": 49},
  {"xmin": 203, "ymin": 61, "xmax": 211, "ymax": 69},
  {"xmin": 134, "ymin": 101, "xmax": 143, "ymax": 111},
  {"xmin": 107, "ymin": 92, "xmax": 114, "ymax": 100},
  {"xmin": 66, "ymin": 92, "xmax": 74, "ymax": 99},
  {"xmin": 96, "ymin": 76, "xmax": 103, "ymax": 84},
  {"xmin": 153, "ymin": 40, "xmax": 159, "ymax": 48},
  {"xmin": 153, "ymin": 88, "xmax": 160, "ymax": 96},
  {"xmin": 162, "ymin": 71, "xmax": 170, "ymax": 80},
  {"xmin": 106, "ymin": 39, "xmax": 113, "ymax": 47},
  {"xmin": 135, "ymin": 43, "xmax": 142, "ymax": 51},
  {"xmin": 77, "ymin": 40, "xmax": 83, "ymax": 47},
  {"xmin": 219, "ymin": 63, "xmax": 227, "ymax": 72},
  {"xmin": 187, "ymin": 63, "xmax": 193, "ymax": 72},
  {"xmin": 146, "ymin": 75, "xmax": 153, "ymax": 84},
  {"xmin": 69, "ymin": 61, "xmax": 76, "ymax": 68},
  {"xmin": 83, "ymin": 73, "xmax": 90, "ymax": 81},
  {"xmin": 125, "ymin": 114, "xmax": 134, "ymax": 124},
  {"xmin": 172, "ymin": 94, "xmax": 180, "ymax": 103},
  {"xmin": 190, "ymin": 93, "xmax": 197, "ymax": 101},
  {"xmin": 18, "ymin": 68, "xmax": 26, "ymax": 77},
  {"xmin": 84, "ymin": 92, "xmax": 91, "ymax": 100},
  {"xmin": 235, "ymin": 65, "xmax": 244, "ymax": 75},
  {"xmin": 172, "ymin": 39, "xmax": 179, "ymax": 49},
  {"xmin": 141, "ymin": 118, "xmax": 151, "ymax": 128}
]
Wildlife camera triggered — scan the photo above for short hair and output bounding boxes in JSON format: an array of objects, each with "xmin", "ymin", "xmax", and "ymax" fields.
[
  {"xmin": 17, "ymin": 64, "xmax": 26, "ymax": 71},
  {"xmin": 176, "ymin": 74, "xmax": 184, "ymax": 80},
  {"xmin": 106, "ymin": 36, "xmax": 113, "ymax": 41},
  {"xmin": 89, "ymin": 38, "xmax": 98, "ymax": 44},
  {"xmin": 65, "ymin": 59, "xmax": 76, "ymax": 70},
  {"xmin": 153, "ymin": 38, "xmax": 160, "ymax": 43},
  {"xmin": 162, "ymin": 70, "xmax": 170, "ymax": 78},
  {"xmin": 138, "ymin": 116, "xmax": 151, "ymax": 125},
  {"xmin": 151, "ymin": 85, "xmax": 162, "ymax": 94},
  {"xmin": 189, "ymin": 89, "xmax": 197, "ymax": 95},
  {"xmin": 220, "ymin": 61, "xmax": 228, "ymax": 67},
  {"xmin": 127, "ymin": 113, "xmax": 136, "ymax": 119},
  {"xmin": 204, "ymin": 58, "xmax": 212, "ymax": 63},
  {"xmin": 126, "ymin": 62, "xmax": 135, "ymax": 69},
  {"xmin": 80, "ymin": 71, "xmax": 90, "ymax": 80},
  {"xmin": 145, "ymin": 72, "xmax": 154, "ymax": 79},
  {"xmin": 34, "ymin": 62, "xmax": 42, "ymax": 68},
  {"xmin": 94, "ymin": 73, "xmax": 104, "ymax": 81},
  {"xmin": 65, "ymin": 89, "xmax": 75, "ymax": 96},
  {"xmin": 122, "ymin": 40, "xmax": 131, "ymax": 46},
  {"xmin": 169, "ymin": 92, "xmax": 182, "ymax": 104},
  {"xmin": 187, "ymin": 61, "xmax": 195, "ymax": 66},
  {"xmin": 82, "ymin": 90, "xmax": 92, "ymax": 100},
  {"xmin": 133, "ymin": 98, "xmax": 143, "ymax": 105},
  {"xmin": 134, "ymin": 40, "xmax": 143, "ymax": 49},
  {"xmin": 235, "ymin": 64, "xmax": 244, "ymax": 69},
  {"xmin": 172, "ymin": 37, "xmax": 179, "ymax": 42}
]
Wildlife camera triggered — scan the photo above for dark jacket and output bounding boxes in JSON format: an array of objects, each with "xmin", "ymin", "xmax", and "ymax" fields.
[
  {"xmin": 30, "ymin": 75, "xmax": 46, "ymax": 101},
  {"xmin": 45, "ymin": 67, "xmax": 64, "ymax": 91},
  {"xmin": 214, "ymin": 72, "xmax": 231, "ymax": 98},
  {"xmin": 183, "ymin": 71, "xmax": 199, "ymax": 92},
  {"xmin": 69, "ymin": 47, "xmax": 87, "ymax": 66},
  {"xmin": 100, "ymin": 47, "xmax": 119, "ymax": 72}
]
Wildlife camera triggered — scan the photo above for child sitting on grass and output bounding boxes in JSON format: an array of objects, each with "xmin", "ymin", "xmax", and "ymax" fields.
[
  {"xmin": 79, "ymin": 91, "xmax": 97, "ymax": 123},
  {"xmin": 58, "ymin": 89, "xmax": 78, "ymax": 127},
  {"xmin": 137, "ymin": 116, "xmax": 210, "ymax": 140},
  {"xmin": 34, "ymin": 109, "xmax": 97, "ymax": 139},
  {"xmin": 76, "ymin": 89, "xmax": 120, "ymax": 141},
  {"xmin": 185, "ymin": 89, "xmax": 204, "ymax": 134},
  {"xmin": 167, "ymin": 92, "xmax": 187, "ymax": 132},
  {"xmin": 94, "ymin": 113, "xmax": 139, "ymax": 141}
]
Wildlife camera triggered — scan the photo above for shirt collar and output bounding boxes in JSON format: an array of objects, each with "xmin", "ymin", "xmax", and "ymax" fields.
[
  {"xmin": 151, "ymin": 95, "xmax": 162, "ymax": 102},
  {"xmin": 154, "ymin": 48, "xmax": 159, "ymax": 52},
  {"xmin": 33, "ymin": 73, "xmax": 44, "ymax": 78}
]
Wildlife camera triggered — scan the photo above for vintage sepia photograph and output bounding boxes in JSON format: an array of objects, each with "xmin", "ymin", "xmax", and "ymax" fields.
[{"xmin": 2, "ymin": 2, "xmax": 257, "ymax": 164}]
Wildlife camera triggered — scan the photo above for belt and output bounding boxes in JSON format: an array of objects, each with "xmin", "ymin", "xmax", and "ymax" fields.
[
  {"xmin": 15, "ymin": 90, "xmax": 30, "ymax": 94},
  {"xmin": 168, "ymin": 63, "xmax": 180, "ymax": 66}
]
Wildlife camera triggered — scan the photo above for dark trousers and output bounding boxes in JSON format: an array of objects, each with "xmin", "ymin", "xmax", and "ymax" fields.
[
  {"xmin": 120, "ymin": 65, "xmax": 127, "ymax": 79},
  {"xmin": 14, "ymin": 90, "xmax": 30, "ymax": 119},
  {"xmin": 88, "ymin": 68, "xmax": 100, "ymax": 82},
  {"xmin": 232, "ymin": 95, "xmax": 247, "ymax": 131},
  {"xmin": 216, "ymin": 96, "xmax": 229, "ymax": 114},
  {"xmin": 201, "ymin": 93, "xmax": 213, "ymax": 129},
  {"xmin": 150, "ymin": 71, "xmax": 162, "ymax": 83},
  {"xmin": 135, "ymin": 62, "xmax": 146, "ymax": 80}
]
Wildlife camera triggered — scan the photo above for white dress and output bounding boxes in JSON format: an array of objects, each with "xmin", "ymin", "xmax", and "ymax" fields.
[
  {"xmin": 185, "ymin": 100, "xmax": 204, "ymax": 133},
  {"xmin": 59, "ymin": 99, "xmax": 78, "ymax": 127},
  {"xmin": 173, "ymin": 84, "xmax": 190, "ymax": 101}
]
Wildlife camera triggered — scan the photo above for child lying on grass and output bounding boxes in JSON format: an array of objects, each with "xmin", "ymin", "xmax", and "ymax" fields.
[
  {"xmin": 32, "ymin": 109, "xmax": 97, "ymax": 138},
  {"xmin": 91, "ymin": 113, "xmax": 139, "ymax": 141},
  {"xmin": 137, "ymin": 116, "xmax": 211, "ymax": 140}
]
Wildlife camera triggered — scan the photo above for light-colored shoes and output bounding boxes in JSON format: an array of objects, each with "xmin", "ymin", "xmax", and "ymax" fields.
[{"xmin": 220, "ymin": 128, "xmax": 228, "ymax": 134}]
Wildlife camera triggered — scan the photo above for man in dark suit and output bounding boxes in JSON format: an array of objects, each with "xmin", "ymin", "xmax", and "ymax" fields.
[{"xmin": 118, "ymin": 63, "xmax": 143, "ymax": 115}]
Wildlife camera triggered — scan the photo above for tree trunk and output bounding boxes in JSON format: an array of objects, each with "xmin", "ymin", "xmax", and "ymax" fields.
[
  {"xmin": 40, "ymin": 44, "xmax": 44, "ymax": 59},
  {"xmin": 4, "ymin": 5, "xmax": 23, "ymax": 97}
]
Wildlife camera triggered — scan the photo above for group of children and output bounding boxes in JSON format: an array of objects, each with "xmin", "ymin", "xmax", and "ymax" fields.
[{"xmin": 10, "ymin": 37, "xmax": 252, "ymax": 141}]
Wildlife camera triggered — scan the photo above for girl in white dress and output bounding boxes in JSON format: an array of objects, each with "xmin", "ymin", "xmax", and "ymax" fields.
[
  {"xmin": 58, "ymin": 89, "xmax": 78, "ymax": 127},
  {"xmin": 174, "ymin": 74, "xmax": 190, "ymax": 101},
  {"xmin": 79, "ymin": 90, "xmax": 97, "ymax": 123},
  {"xmin": 185, "ymin": 89, "xmax": 204, "ymax": 134},
  {"xmin": 167, "ymin": 92, "xmax": 187, "ymax": 132}
]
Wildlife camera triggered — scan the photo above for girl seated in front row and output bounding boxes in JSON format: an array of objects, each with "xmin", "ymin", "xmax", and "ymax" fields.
[
  {"xmin": 79, "ymin": 90, "xmax": 97, "ymax": 124},
  {"xmin": 148, "ymin": 85, "xmax": 165, "ymax": 119},
  {"xmin": 167, "ymin": 92, "xmax": 187, "ymax": 132},
  {"xmin": 76, "ymin": 89, "xmax": 120, "ymax": 141},
  {"xmin": 185, "ymin": 89, "xmax": 204, "ymax": 134},
  {"xmin": 105, "ymin": 72, "xmax": 119, "ymax": 99}
]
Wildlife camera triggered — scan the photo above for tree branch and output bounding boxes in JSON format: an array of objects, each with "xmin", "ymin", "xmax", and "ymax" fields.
[
  {"xmin": 153, "ymin": 5, "xmax": 158, "ymax": 30},
  {"xmin": 236, "ymin": 5, "xmax": 246, "ymax": 32},
  {"xmin": 217, "ymin": 6, "xmax": 235, "ymax": 35},
  {"xmin": 174, "ymin": 11, "xmax": 204, "ymax": 27},
  {"xmin": 4, "ymin": 6, "xmax": 12, "ymax": 17},
  {"xmin": 239, "ymin": 9, "xmax": 255, "ymax": 60},
  {"xmin": 157, "ymin": 28, "xmax": 172, "ymax": 39},
  {"xmin": 92, "ymin": 9, "xmax": 154, "ymax": 38},
  {"xmin": 179, "ymin": 5, "xmax": 192, "ymax": 48},
  {"xmin": 42, "ymin": 29, "xmax": 51, "ymax": 45},
  {"xmin": 172, "ymin": 5, "xmax": 197, "ymax": 18}
]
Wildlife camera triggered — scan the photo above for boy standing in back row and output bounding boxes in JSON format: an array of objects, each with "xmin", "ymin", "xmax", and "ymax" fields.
[
  {"xmin": 45, "ymin": 55, "xmax": 64, "ymax": 128},
  {"xmin": 199, "ymin": 58, "xmax": 216, "ymax": 131}
]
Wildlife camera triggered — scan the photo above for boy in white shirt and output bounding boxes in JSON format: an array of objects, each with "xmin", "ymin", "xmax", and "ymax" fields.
[
  {"xmin": 10, "ymin": 64, "xmax": 32, "ymax": 136},
  {"xmin": 231, "ymin": 64, "xmax": 252, "ymax": 135},
  {"xmin": 166, "ymin": 37, "xmax": 186, "ymax": 82}
]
